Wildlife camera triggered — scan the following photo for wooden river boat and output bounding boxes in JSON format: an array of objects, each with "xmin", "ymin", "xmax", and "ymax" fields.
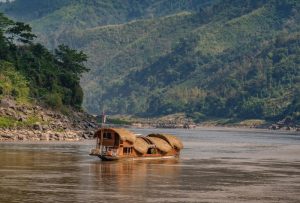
[{"xmin": 89, "ymin": 128, "xmax": 183, "ymax": 161}]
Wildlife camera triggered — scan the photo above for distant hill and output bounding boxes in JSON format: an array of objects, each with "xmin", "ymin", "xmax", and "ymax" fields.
[{"xmin": 1, "ymin": 0, "xmax": 299, "ymax": 123}]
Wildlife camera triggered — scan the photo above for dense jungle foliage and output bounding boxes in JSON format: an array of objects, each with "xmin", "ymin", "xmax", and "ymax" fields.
[
  {"xmin": 1, "ymin": 0, "xmax": 299, "ymax": 122},
  {"xmin": 0, "ymin": 13, "xmax": 88, "ymax": 109}
]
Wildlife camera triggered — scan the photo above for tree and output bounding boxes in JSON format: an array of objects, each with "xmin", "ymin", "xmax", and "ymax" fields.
[
  {"xmin": 0, "ymin": 13, "xmax": 13, "ymax": 32},
  {"xmin": 55, "ymin": 44, "xmax": 89, "ymax": 79},
  {"xmin": 6, "ymin": 22, "xmax": 36, "ymax": 44},
  {"xmin": 0, "ymin": 13, "xmax": 13, "ymax": 59}
]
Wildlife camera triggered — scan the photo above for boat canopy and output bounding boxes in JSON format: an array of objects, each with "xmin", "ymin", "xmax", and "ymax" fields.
[{"xmin": 147, "ymin": 134, "xmax": 183, "ymax": 150}]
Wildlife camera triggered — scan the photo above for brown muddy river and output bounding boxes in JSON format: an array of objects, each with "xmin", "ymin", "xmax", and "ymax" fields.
[{"xmin": 0, "ymin": 128, "xmax": 299, "ymax": 203}]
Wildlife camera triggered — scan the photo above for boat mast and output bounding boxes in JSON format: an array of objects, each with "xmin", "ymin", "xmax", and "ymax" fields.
[{"xmin": 99, "ymin": 110, "xmax": 106, "ymax": 155}]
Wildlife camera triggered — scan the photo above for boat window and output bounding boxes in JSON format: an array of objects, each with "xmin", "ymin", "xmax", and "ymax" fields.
[
  {"xmin": 103, "ymin": 132, "xmax": 112, "ymax": 139},
  {"xmin": 123, "ymin": 147, "xmax": 131, "ymax": 154}
]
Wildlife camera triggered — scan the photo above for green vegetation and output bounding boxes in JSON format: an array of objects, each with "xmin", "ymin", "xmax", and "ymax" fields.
[
  {"xmin": 0, "ymin": 13, "xmax": 89, "ymax": 110},
  {"xmin": 0, "ymin": 115, "xmax": 41, "ymax": 128},
  {"xmin": 0, "ymin": 61, "xmax": 29, "ymax": 103},
  {"xmin": 82, "ymin": 0, "xmax": 300, "ymax": 122},
  {"xmin": 1, "ymin": 0, "xmax": 299, "ymax": 123},
  {"xmin": 0, "ymin": 116, "xmax": 17, "ymax": 128}
]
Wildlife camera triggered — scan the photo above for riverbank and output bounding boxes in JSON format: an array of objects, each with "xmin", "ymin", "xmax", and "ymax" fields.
[
  {"xmin": 1, "ymin": 100, "xmax": 299, "ymax": 142},
  {"xmin": 109, "ymin": 113, "xmax": 300, "ymax": 132},
  {"xmin": 0, "ymin": 98, "xmax": 98, "ymax": 141}
]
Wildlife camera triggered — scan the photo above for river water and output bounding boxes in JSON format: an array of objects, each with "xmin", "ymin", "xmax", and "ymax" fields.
[{"xmin": 0, "ymin": 128, "xmax": 299, "ymax": 203}]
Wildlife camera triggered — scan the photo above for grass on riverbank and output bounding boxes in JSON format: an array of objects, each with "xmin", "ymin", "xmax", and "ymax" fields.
[{"xmin": 0, "ymin": 116, "xmax": 42, "ymax": 128}]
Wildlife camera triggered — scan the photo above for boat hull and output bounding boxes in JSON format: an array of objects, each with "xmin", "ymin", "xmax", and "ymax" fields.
[{"xmin": 96, "ymin": 154, "xmax": 179, "ymax": 161}]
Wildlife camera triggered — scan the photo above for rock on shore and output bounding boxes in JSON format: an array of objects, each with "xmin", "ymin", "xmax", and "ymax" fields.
[{"xmin": 0, "ymin": 98, "xmax": 98, "ymax": 141}]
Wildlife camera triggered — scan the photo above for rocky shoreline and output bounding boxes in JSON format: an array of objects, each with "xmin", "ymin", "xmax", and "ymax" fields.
[{"xmin": 0, "ymin": 98, "xmax": 98, "ymax": 142}]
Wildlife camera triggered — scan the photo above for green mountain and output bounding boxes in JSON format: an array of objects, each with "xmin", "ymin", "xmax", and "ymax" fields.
[{"xmin": 1, "ymin": 0, "xmax": 299, "ymax": 123}]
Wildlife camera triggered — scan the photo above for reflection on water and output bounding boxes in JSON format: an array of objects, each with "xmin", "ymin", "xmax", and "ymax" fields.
[
  {"xmin": 90, "ymin": 159, "xmax": 180, "ymax": 197},
  {"xmin": 0, "ymin": 128, "xmax": 299, "ymax": 202},
  {"xmin": 91, "ymin": 159, "xmax": 180, "ymax": 187}
]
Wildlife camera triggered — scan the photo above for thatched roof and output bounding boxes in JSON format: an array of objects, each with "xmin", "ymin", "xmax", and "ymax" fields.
[
  {"xmin": 94, "ymin": 128, "xmax": 136, "ymax": 143},
  {"xmin": 147, "ymin": 137, "xmax": 172, "ymax": 153},
  {"xmin": 148, "ymin": 134, "xmax": 183, "ymax": 150},
  {"xmin": 133, "ymin": 137, "xmax": 150, "ymax": 154},
  {"xmin": 112, "ymin": 128, "xmax": 136, "ymax": 143}
]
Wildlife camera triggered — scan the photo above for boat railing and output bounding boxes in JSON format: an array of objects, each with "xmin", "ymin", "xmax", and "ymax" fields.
[{"xmin": 102, "ymin": 147, "xmax": 118, "ymax": 157}]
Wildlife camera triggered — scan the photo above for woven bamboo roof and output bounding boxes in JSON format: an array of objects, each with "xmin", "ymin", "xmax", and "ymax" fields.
[
  {"xmin": 148, "ymin": 134, "xmax": 183, "ymax": 150},
  {"xmin": 147, "ymin": 136, "xmax": 173, "ymax": 153},
  {"xmin": 133, "ymin": 137, "xmax": 150, "ymax": 154}
]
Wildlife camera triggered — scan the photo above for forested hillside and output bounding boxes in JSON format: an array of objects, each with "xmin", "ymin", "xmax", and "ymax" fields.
[
  {"xmin": 0, "ymin": 13, "xmax": 88, "ymax": 110},
  {"xmin": 1, "ymin": 0, "xmax": 299, "ymax": 123},
  {"xmin": 0, "ymin": 0, "xmax": 213, "ymax": 48}
]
